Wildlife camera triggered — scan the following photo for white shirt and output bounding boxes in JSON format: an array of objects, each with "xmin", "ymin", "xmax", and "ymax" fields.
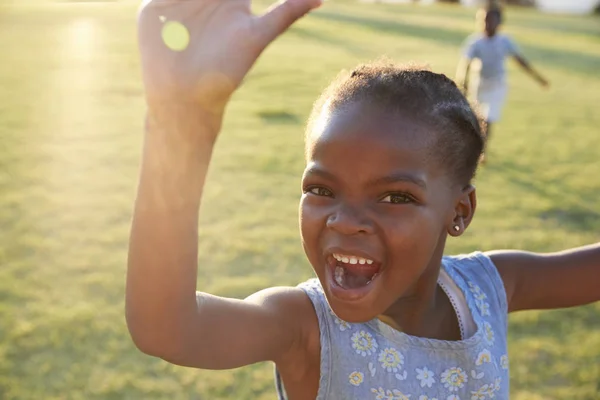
[{"xmin": 463, "ymin": 33, "xmax": 519, "ymax": 82}]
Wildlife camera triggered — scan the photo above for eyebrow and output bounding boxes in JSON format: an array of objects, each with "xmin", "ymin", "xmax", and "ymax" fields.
[
  {"xmin": 304, "ymin": 167, "xmax": 427, "ymax": 189},
  {"xmin": 369, "ymin": 172, "xmax": 427, "ymax": 189},
  {"xmin": 303, "ymin": 167, "xmax": 336, "ymax": 181}
]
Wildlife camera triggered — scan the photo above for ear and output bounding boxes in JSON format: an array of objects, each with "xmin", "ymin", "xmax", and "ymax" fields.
[{"xmin": 448, "ymin": 185, "xmax": 477, "ymax": 237}]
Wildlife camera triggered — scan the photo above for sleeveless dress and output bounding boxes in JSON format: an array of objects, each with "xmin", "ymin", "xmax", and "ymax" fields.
[{"xmin": 275, "ymin": 252, "xmax": 510, "ymax": 400}]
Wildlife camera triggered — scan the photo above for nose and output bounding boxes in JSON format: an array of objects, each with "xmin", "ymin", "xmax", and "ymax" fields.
[{"xmin": 326, "ymin": 203, "xmax": 374, "ymax": 236}]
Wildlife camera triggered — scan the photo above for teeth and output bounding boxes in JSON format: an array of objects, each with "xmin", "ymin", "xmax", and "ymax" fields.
[{"xmin": 333, "ymin": 253, "xmax": 374, "ymax": 265}]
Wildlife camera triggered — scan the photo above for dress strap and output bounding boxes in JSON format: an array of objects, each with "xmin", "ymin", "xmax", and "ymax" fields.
[{"xmin": 274, "ymin": 366, "xmax": 287, "ymax": 400}]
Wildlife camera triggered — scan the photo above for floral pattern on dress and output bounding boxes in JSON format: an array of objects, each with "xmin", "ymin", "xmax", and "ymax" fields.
[
  {"xmin": 379, "ymin": 347, "xmax": 404, "ymax": 373},
  {"xmin": 470, "ymin": 377, "xmax": 501, "ymax": 400},
  {"xmin": 470, "ymin": 370, "xmax": 484, "ymax": 380},
  {"xmin": 441, "ymin": 367, "xmax": 468, "ymax": 392},
  {"xmin": 475, "ymin": 349, "xmax": 492, "ymax": 366},
  {"xmin": 371, "ymin": 387, "xmax": 411, "ymax": 400},
  {"xmin": 330, "ymin": 309, "xmax": 351, "ymax": 331},
  {"xmin": 491, "ymin": 377, "xmax": 501, "ymax": 393},
  {"xmin": 483, "ymin": 322, "xmax": 495, "ymax": 345},
  {"xmin": 418, "ymin": 396, "xmax": 438, "ymax": 400},
  {"xmin": 416, "ymin": 367, "xmax": 435, "ymax": 388},
  {"xmin": 500, "ymin": 355, "xmax": 509, "ymax": 370},
  {"xmin": 470, "ymin": 385, "xmax": 488, "ymax": 400},
  {"xmin": 352, "ymin": 330, "xmax": 379, "ymax": 356},
  {"xmin": 478, "ymin": 301, "xmax": 490, "ymax": 317},
  {"xmin": 468, "ymin": 282, "xmax": 485, "ymax": 300},
  {"xmin": 468, "ymin": 282, "xmax": 491, "ymax": 317},
  {"xmin": 349, "ymin": 371, "xmax": 364, "ymax": 386}
]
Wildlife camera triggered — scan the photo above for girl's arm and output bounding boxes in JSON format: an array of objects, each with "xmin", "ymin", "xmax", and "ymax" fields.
[
  {"xmin": 127, "ymin": 0, "xmax": 321, "ymax": 370},
  {"xmin": 455, "ymin": 57, "xmax": 472, "ymax": 94},
  {"xmin": 487, "ymin": 243, "xmax": 600, "ymax": 313},
  {"xmin": 513, "ymin": 54, "xmax": 549, "ymax": 88}
]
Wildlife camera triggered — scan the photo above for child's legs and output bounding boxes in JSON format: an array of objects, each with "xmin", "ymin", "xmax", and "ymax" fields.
[{"xmin": 476, "ymin": 80, "xmax": 507, "ymax": 153}]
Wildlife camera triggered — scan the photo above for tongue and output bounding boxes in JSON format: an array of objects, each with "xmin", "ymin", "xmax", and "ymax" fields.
[
  {"xmin": 338, "ymin": 262, "xmax": 379, "ymax": 289},
  {"xmin": 344, "ymin": 271, "xmax": 372, "ymax": 289}
]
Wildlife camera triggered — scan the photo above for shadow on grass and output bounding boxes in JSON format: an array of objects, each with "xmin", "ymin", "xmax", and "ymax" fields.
[
  {"xmin": 539, "ymin": 207, "xmax": 600, "ymax": 232},
  {"xmin": 288, "ymin": 26, "xmax": 371, "ymax": 56},
  {"xmin": 486, "ymin": 159, "xmax": 600, "ymax": 233},
  {"xmin": 257, "ymin": 109, "xmax": 300, "ymax": 124},
  {"xmin": 312, "ymin": 10, "xmax": 468, "ymax": 47},
  {"xmin": 508, "ymin": 13, "xmax": 600, "ymax": 37},
  {"xmin": 519, "ymin": 43, "xmax": 600, "ymax": 77},
  {"xmin": 366, "ymin": 3, "xmax": 600, "ymax": 37},
  {"xmin": 311, "ymin": 10, "xmax": 600, "ymax": 76}
]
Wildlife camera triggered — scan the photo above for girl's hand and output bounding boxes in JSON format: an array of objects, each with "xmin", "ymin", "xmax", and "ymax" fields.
[
  {"xmin": 128, "ymin": 0, "xmax": 322, "ymax": 371},
  {"xmin": 137, "ymin": 0, "xmax": 321, "ymax": 111}
]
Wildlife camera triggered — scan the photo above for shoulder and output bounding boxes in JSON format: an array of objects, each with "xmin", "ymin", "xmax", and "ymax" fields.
[
  {"xmin": 245, "ymin": 285, "xmax": 320, "ymax": 345},
  {"xmin": 246, "ymin": 285, "xmax": 319, "ymax": 330},
  {"xmin": 444, "ymin": 252, "xmax": 508, "ymax": 313},
  {"xmin": 252, "ymin": 285, "xmax": 321, "ymax": 381},
  {"xmin": 464, "ymin": 33, "xmax": 483, "ymax": 47},
  {"xmin": 497, "ymin": 33, "xmax": 514, "ymax": 41},
  {"xmin": 462, "ymin": 34, "xmax": 483, "ymax": 58},
  {"xmin": 498, "ymin": 33, "xmax": 519, "ymax": 47},
  {"xmin": 444, "ymin": 251, "xmax": 497, "ymax": 273}
]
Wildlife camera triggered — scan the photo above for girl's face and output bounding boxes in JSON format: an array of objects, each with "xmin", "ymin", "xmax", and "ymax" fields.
[
  {"xmin": 300, "ymin": 103, "xmax": 470, "ymax": 323},
  {"xmin": 484, "ymin": 12, "xmax": 500, "ymax": 37}
]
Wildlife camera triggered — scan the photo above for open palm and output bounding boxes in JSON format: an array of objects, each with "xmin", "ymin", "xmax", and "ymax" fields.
[{"xmin": 138, "ymin": 0, "xmax": 321, "ymax": 108}]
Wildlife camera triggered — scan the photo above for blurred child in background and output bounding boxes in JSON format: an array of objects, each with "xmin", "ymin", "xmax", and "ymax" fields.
[{"xmin": 456, "ymin": 5, "xmax": 549, "ymax": 162}]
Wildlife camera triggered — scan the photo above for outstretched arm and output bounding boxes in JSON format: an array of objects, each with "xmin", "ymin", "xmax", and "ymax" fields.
[
  {"xmin": 488, "ymin": 243, "xmax": 600, "ymax": 313},
  {"xmin": 456, "ymin": 57, "xmax": 472, "ymax": 95},
  {"xmin": 513, "ymin": 54, "xmax": 549, "ymax": 88},
  {"xmin": 127, "ymin": 0, "xmax": 321, "ymax": 370}
]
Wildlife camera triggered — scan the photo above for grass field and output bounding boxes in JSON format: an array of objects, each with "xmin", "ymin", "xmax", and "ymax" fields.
[{"xmin": 1, "ymin": 1, "xmax": 599, "ymax": 399}]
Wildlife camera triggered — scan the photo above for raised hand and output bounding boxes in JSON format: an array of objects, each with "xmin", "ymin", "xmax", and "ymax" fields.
[
  {"xmin": 137, "ymin": 0, "xmax": 322, "ymax": 111},
  {"xmin": 128, "ymin": 0, "xmax": 323, "ymax": 369}
]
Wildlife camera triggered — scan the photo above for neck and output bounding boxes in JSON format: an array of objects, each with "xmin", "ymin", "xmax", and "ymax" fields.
[
  {"xmin": 377, "ymin": 256, "xmax": 446, "ymax": 337},
  {"xmin": 376, "ymin": 239, "xmax": 461, "ymax": 340}
]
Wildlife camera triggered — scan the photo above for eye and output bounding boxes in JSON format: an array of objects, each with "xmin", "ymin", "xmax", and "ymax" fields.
[
  {"xmin": 380, "ymin": 193, "xmax": 414, "ymax": 204},
  {"xmin": 305, "ymin": 186, "xmax": 334, "ymax": 198}
]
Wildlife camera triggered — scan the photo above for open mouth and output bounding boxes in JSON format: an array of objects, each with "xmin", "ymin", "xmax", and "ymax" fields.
[{"xmin": 331, "ymin": 253, "xmax": 381, "ymax": 290}]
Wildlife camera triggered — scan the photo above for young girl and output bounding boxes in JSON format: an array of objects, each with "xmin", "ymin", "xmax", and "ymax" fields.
[
  {"xmin": 455, "ymin": 6, "xmax": 549, "ymax": 161},
  {"xmin": 127, "ymin": 1, "xmax": 599, "ymax": 399}
]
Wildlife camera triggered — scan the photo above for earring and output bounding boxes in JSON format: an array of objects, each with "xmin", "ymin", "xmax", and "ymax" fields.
[{"xmin": 453, "ymin": 225, "xmax": 460, "ymax": 232}]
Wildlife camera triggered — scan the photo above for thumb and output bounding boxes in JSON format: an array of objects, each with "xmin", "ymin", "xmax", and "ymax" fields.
[{"xmin": 255, "ymin": 0, "xmax": 322, "ymax": 47}]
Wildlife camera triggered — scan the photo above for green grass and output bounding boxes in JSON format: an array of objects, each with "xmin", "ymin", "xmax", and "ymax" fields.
[{"xmin": 1, "ymin": 1, "xmax": 599, "ymax": 399}]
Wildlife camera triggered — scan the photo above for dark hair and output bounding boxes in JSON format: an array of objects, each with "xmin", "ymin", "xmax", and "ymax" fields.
[
  {"xmin": 484, "ymin": 5, "xmax": 503, "ymax": 23},
  {"xmin": 306, "ymin": 62, "xmax": 485, "ymax": 185}
]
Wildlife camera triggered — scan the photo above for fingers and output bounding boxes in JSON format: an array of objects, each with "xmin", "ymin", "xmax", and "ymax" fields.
[{"xmin": 256, "ymin": 0, "xmax": 322, "ymax": 47}]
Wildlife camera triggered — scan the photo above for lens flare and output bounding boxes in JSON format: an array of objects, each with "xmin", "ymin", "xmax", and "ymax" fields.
[{"xmin": 161, "ymin": 20, "xmax": 189, "ymax": 52}]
